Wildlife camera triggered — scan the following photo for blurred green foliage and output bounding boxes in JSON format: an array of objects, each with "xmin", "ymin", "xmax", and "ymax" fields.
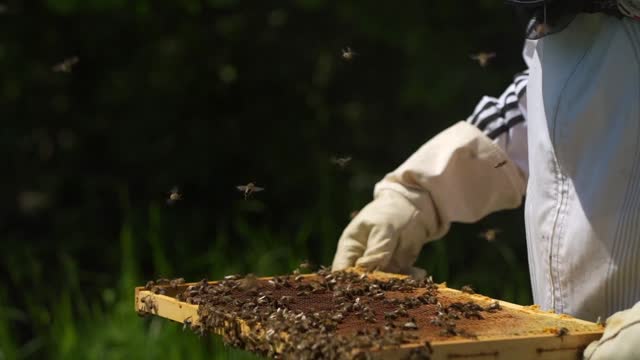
[{"xmin": 1, "ymin": 1, "xmax": 531, "ymax": 359}]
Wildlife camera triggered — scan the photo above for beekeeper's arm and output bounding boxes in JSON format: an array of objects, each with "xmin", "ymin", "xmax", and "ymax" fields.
[{"xmin": 332, "ymin": 70, "xmax": 529, "ymax": 277}]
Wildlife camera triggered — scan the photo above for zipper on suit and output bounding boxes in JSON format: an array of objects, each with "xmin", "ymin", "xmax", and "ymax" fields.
[{"xmin": 548, "ymin": 171, "xmax": 568, "ymax": 312}]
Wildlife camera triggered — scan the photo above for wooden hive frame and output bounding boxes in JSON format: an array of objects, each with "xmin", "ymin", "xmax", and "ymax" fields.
[{"xmin": 134, "ymin": 271, "xmax": 603, "ymax": 359}]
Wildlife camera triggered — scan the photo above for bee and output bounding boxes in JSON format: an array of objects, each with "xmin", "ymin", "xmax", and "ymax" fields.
[
  {"xmin": 183, "ymin": 316, "xmax": 193, "ymax": 331},
  {"xmin": 494, "ymin": 160, "xmax": 507, "ymax": 168},
  {"xmin": 236, "ymin": 182, "xmax": 264, "ymax": 200},
  {"xmin": 534, "ymin": 23, "xmax": 552, "ymax": 37},
  {"xmin": 394, "ymin": 307, "xmax": 408, "ymax": 317},
  {"xmin": 239, "ymin": 273, "xmax": 258, "ymax": 290},
  {"xmin": 144, "ymin": 280, "xmax": 155, "ymax": 290},
  {"xmin": 408, "ymin": 342, "xmax": 433, "ymax": 360},
  {"xmin": 460, "ymin": 285, "xmax": 475, "ymax": 294},
  {"xmin": 478, "ymin": 228, "xmax": 502, "ymax": 242},
  {"xmin": 52, "ymin": 56, "xmax": 79, "ymax": 73},
  {"xmin": 299, "ymin": 260, "xmax": 312, "ymax": 270},
  {"xmin": 196, "ymin": 324, "xmax": 206, "ymax": 337},
  {"xmin": 169, "ymin": 277, "xmax": 185, "ymax": 288},
  {"xmin": 155, "ymin": 278, "xmax": 170, "ymax": 285},
  {"xmin": 384, "ymin": 311, "xmax": 398, "ymax": 321},
  {"xmin": 464, "ymin": 311, "xmax": 484, "ymax": 320},
  {"xmin": 167, "ymin": 186, "xmax": 182, "ymax": 205},
  {"xmin": 555, "ymin": 327, "xmax": 569, "ymax": 339},
  {"xmin": 441, "ymin": 324, "xmax": 459, "ymax": 337},
  {"xmin": 403, "ymin": 321, "xmax": 418, "ymax": 330},
  {"xmin": 151, "ymin": 286, "xmax": 166, "ymax": 295},
  {"xmin": 330, "ymin": 156, "xmax": 352, "ymax": 168},
  {"xmin": 470, "ymin": 52, "xmax": 496, "ymax": 67},
  {"xmin": 267, "ymin": 279, "xmax": 281, "ymax": 289},
  {"xmin": 141, "ymin": 295, "xmax": 158, "ymax": 314},
  {"xmin": 341, "ymin": 47, "xmax": 357, "ymax": 61},
  {"xmin": 486, "ymin": 301, "xmax": 502, "ymax": 312},
  {"xmin": 364, "ymin": 315, "xmax": 377, "ymax": 324}
]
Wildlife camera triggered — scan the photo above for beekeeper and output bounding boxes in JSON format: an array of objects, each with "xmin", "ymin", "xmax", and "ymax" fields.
[{"xmin": 331, "ymin": 1, "xmax": 640, "ymax": 358}]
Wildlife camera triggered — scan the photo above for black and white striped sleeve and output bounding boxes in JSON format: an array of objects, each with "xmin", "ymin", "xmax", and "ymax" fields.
[{"xmin": 466, "ymin": 70, "xmax": 529, "ymax": 176}]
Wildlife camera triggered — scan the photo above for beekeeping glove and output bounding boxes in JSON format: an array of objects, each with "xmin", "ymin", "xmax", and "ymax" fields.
[
  {"xmin": 583, "ymin": 301, "xmax": 640, "ymax": 360},
  {"xmin": 332, "ymin": 121, "xmax": 526, "ymax": 276},
  {"xmin": 331, "ymin": 189, "xmax": 435, "ymax": 278}
]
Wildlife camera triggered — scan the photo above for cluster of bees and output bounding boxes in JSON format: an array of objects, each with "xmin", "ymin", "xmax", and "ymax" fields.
[
  {"xmin": 429, "ymin": 300, "xmax": 502, "ymax": 338},
  {"xmin": 139, "ymin": 294, "xmax": 158, "ymax": 315},
  {"xmin": 137, "ymin": 265, "xmax": 505, "ymax": 358},
  {"xmin": 143, "ymin": 277, "xmax": 185, "ymax": 295},
  {"xmin": 138, "ymin": 278, "xmax": 187, "ymax": 316}
]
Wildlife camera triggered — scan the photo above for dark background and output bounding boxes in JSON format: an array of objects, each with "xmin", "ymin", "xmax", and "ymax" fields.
[{"xmin": 1, "ymin": 1, "xmax": 531, "ymax": 358}]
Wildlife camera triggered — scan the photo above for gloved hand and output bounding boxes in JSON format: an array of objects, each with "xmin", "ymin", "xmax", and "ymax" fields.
[
  {"xmin": 331, "ymin": 189, "xmax": 437, "ymax": 278},
  {"xmin": 331, "ymin": 121, "xmax": 527, "ymax": 276},
  {"xmin": 584, "ymin": 301, "xmax": 640, "ymax": 360}
]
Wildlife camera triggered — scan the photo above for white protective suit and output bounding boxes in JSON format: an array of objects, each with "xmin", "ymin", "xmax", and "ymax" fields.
[
  {"xmin": 524, "ymin": 13, "xmax": 640, "ymax": 321},
  {"xmin": 333, "ymin": 12, "xmax": 640, "ymax": 324}
]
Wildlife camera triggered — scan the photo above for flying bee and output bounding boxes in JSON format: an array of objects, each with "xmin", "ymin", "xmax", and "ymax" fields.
[
  {"xmin": 341, "ymin": 47, "xmax": 357, "ymax": 61},
  {"xmin": 494, "ymin": 160, "xmax": 507, "ymax": 168},
  {"xmin": 330, "ymin": 156, "xmax": 352, "ymax": 168},
  {"xmin": 470, "ymin": 52, "xmax": 496, "ymax": 67},
  {"xmin": 236, "ymin": 182, "xmax": 264, "ymax": 200},
  {"xmin": 299, "ymin": 260, "xmax": 312, "ymax": 270},
  {"xmin": 52, "ymin": 56, "xmax": 79, "ymax": 73},
  {"xmin": 167, "ymin": 186, "xmax": 182, "ymax": 205},
  {"xmin": 478, "ymin": 228, "xmax": 502, "ymax": 242}
]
